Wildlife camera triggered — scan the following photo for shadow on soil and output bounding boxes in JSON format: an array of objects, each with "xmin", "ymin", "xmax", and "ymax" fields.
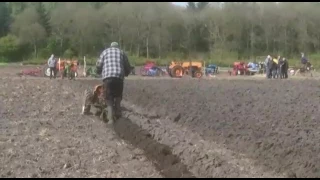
[{"xmin": 111, "ymin": 115, "xmax": 195, "ymax": 178}]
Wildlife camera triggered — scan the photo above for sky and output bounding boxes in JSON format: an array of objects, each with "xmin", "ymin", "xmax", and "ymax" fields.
[{"xmin": 172, "ymin": 2, "xmax": 187, "ymax": 7}]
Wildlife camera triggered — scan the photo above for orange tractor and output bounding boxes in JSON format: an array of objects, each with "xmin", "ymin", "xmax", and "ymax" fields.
[
  {"xmin": 167, "ymin": 61, "xmax": 204, "ymax": 78},
  {"xmin": 44, "ymin": 59, "xmax": 79, "ymax": 79}
]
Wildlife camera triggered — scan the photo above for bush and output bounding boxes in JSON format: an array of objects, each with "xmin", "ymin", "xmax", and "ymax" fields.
[
  {"xmin": 63, "ymin": 49, "xmax": 75, "ymax": 59},
  {"xmin": 0, "ymin": 35, "xmax": 20, "ymax": 62},
  {"xmin": 38, "ymin": 48, "xmax": 51, "ymax": 59}
]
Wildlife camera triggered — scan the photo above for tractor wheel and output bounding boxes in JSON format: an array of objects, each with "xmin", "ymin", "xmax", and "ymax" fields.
[
  {"xmin": 193, "ymin": 71, "xmax": 203, "ymax": 78},
  {"xmin": 140, "ymin": 67, "xmax": 147, "ymax": 76},
  {"xmin": 43, "ymin": 65, "xmax": 51, "ymax": 77},
  {"xmin": 156, "ymin": 68, "xmax": 165, "ymax": 76},
  {"xmin": 170, "ymin": 65, "xmax": 184, "ymax": 78},
  {"xmin": 81, "ymin": 89, "xmax": 94, "ymax": 115},
  {"xmin": 168, "ymin": 70, "xmax": 172, "ymax": 77}
]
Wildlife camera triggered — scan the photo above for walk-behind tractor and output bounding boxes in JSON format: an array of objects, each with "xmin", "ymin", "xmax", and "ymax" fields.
[
  {"xmin": 43, "ymin": 59, "xmax": 79, "ymax": 79},
  {"xmin": 140, "ymin": 61, "xmax": 165, "ymax": 76},
  {"xmin": 167, "ymin": 61, "xmax": 204, "ymax": 78},
  {"xmin": 81, "ymin": 84, "xmax": 120, "ymax": 123},
  {"xmin": 291, "ymin": 62, "xmax": 314, "ymax": 77},
  {"xmin": 205, "ymin": 64, "xmax": 219, "ymax": 76}
]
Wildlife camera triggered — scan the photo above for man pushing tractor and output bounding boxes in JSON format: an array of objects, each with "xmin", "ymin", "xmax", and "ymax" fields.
[{"xmin": 81, "ymin": 42, "xmax": 131, "ymax": 125}]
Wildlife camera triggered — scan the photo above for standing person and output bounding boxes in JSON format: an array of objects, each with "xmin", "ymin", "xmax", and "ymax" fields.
[
  {"xmin": 278, "ymin": 57, "xmax": 284, "ymax": 79},
  {"xmin": 283, "ymin": 58, "xmax": 289, "ymax": 79},
  {"xmin": 96, "ymin": 42, "xmax": 131, "ymax": 125},
  {"xmin": 265, "ymin": 55, "xmax": 271, "ymax": 78},
  {"xmin": 277, "ymin": 55, "xmax": 281, "ymax": 78},
  {"xmin": 47, "ymin": 54, "xmax": 56, "ymax": 79},
  {"xmin": 301, "ymin": 52, "xmax": 309, "ymax": 69},
  {"xmin": 272, "ymin": 56, "xmax": 279, "ymax": 79}
]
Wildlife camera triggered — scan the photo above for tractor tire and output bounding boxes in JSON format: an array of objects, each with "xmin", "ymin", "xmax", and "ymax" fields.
[
  {"xmin": 43, "ymin": 65, "xmax": 51, "ymax": 77},
  {"xmin": 140, "ymin": 67, "xmax": 147, "ymax": 76},
  {"xmin": 170, "ymin": 65, "xmax": 184, "ymax": 78},
  {"xmin": 193, "ymin": 71, "xmax": 203, "ymax": 78},
  {"xmin": 81, "ymin": 89, "xmax": 94, "ymax": 115},
  {"xmin": 155, "ymin": 68, "xmax": 165, "ymax": 76}
]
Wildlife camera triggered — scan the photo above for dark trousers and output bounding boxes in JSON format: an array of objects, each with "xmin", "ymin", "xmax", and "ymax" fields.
[
  {"xmin": 266, "ymin": 67, "xmax": 270, "ymax": 78},
  {"xmin": 103, "ymin": 77, "xmax": 124, "ymax": 106},
  {"xmin": 50, "ymin": 67, "xmax": 56, "ymax": 79}
]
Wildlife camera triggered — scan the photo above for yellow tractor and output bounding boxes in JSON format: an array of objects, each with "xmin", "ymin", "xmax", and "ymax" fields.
[{"xmin": 167, "ymin": 61, "xmax": 204, "ymax": 78}]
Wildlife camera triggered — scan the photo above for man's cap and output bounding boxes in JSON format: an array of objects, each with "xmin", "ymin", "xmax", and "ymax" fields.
[{"xmin": 110, "ymin": 42, "xmax": 119, "ymax": 47}]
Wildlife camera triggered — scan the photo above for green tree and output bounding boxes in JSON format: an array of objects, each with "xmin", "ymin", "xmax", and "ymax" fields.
[
  {"xmin": 11, "ymin": 8, "xmax": 47, "ymax": 58},
  {"xmin": 0, "ymin": 2, "xmax": 11, "ymax": 37},
  {"xmin": 33, "ymin": 2, "xmax": 51, "ymax": 36},
  {"xmin": 0, "ymin": 35, "xmax": 20, "ymax": 62}
]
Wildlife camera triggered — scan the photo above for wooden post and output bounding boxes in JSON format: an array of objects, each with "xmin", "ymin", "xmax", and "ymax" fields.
[{"xmin": 83, "ymin": 56, "xmax": 86, "ymax": 77}]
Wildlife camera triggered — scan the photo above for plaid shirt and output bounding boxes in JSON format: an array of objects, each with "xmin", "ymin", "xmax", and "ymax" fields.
[{"xmin": 96, "ymin": 47, "xmax": 131, "ymax": 80}]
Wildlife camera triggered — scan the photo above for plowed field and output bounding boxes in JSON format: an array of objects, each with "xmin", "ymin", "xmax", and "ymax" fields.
[{"xmin": 0, "ymin": 65, "xmax": 319, "ymax": 178}]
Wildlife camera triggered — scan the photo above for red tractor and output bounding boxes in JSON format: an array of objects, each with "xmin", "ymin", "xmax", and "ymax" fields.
[
  {"xmin": 228, "ymin": 62, "xmax": 249, "ymax": 76},
  {"xmin": 140, "ymin": 60, "xmax": 165, "ymax": 76}
]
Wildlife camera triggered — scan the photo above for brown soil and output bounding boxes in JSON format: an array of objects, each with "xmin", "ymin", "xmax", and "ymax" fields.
[
  {"xmin": 1, "ymin": 65, "xmax": 319, "ymax": 178},
  {"xmin": 123, "ymin": 78, "xmax": 320, "ymax": 178}
]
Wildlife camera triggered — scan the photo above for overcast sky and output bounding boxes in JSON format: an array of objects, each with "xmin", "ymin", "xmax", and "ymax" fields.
[{"xmin": 172, "ymin": 2, "xmax": 187, "ymax": 7}]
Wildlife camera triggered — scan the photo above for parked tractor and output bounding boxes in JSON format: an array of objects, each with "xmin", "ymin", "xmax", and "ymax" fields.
[
  {"xmin": 205, "ymin": 64, "xmax": 219, "ymax": 76},
  {"xmin": 140, "ymin": 61, "xmax": 165, "ymax": 76},
  {"xmin": 247, "ymin": 62, "xmax": 260, "ymax": 75},
  {"xmin": 228, "ymin": 61, "xmax": 259, "ymax": 76},
  {"xmin": 167, "ymin": 61, "xmax": 204, "ymax": 78},
  {"xmin": 85, "ymin": 65, "xmax": 135, "ymax": 78},
  {"xmin": 229, "ymin": 62, "xmax": 247, "ymax": 76}
]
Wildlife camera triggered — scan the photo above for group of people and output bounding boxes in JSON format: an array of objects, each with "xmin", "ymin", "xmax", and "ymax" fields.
[
  {"xmin": 47, "ymin": 54, "xmax": 77, "ymax": 80},
  {"xmin": 264, "ymin": 55, "xmax": 289, "ymax": 79}
]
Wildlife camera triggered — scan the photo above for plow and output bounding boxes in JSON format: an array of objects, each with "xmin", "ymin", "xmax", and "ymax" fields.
[
  {"xmin": 18, "ymin": 59, "xmax": 79, "ymax": 78},
  {"xmin": 17, "ymin": 67, "xmax": 43, "ymax": 77}
]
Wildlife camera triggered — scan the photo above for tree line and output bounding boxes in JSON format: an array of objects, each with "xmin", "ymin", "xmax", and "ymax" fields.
[{"xmin": 0, "ymin": 2, "xmax": 320, "ymax": 64}]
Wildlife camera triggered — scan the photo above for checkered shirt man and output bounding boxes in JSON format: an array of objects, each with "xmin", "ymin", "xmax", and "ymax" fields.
[{"xmin": 96, "ymin": 42, "xmax": 131, "ymax": 80}]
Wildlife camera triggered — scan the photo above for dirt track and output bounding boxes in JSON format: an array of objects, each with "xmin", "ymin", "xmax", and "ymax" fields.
[{"xmin": 1, "ymin": 66, "xmax": 320, "ymax": 178}]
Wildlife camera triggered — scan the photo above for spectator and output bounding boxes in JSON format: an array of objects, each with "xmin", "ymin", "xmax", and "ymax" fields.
[{"xmin": 47, "ymin": 54, "xmax": 56, "ymax": 79}]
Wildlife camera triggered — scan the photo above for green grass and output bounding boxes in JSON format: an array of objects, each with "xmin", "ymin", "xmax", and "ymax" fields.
[{"xmin": 0, "ymin": 62, "xmax": 9, "ymax": 66}]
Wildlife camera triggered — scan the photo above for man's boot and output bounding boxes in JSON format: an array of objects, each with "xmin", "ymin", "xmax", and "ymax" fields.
[
  {"xmin": 114, "ymin": 98, "xmax": 122, "ymax": 119},
  {"xmin": 107, "ymin": 106, "xmax": 114, "ymax": 125}
]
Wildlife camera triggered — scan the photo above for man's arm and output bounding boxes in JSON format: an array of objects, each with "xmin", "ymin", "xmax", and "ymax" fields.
[
  {"xmin": 122, "ymin": 51, "xmax": 131, "ymax": 77},
  {"xmin": 96, "ymin": 51, "xmax": 104, "ymax": 75}
]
